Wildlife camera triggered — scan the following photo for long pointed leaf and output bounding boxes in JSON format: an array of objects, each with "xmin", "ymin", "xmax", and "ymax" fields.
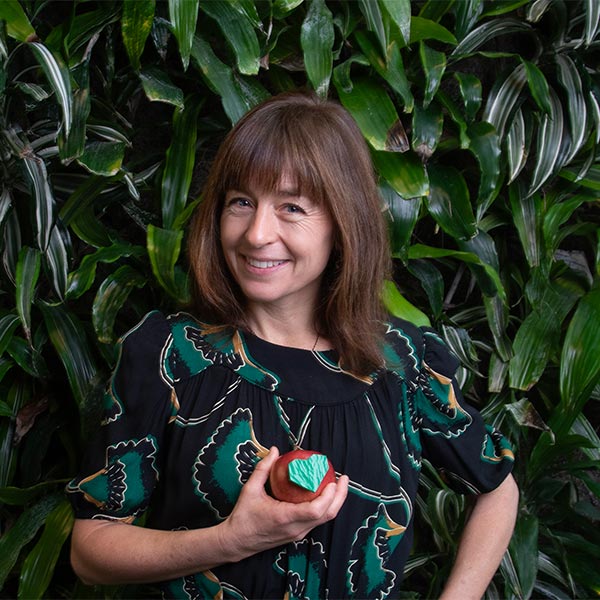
[
  {"xmin": 358, "ymin": 0, "xmax": 387, "ymax": 55},
  {"xmin": 122, "ymin": 0, "xmax": 156, "ymax": 71},
  {"xmin": 161, "ymin": 96, "xmax": 203, "ymax": 229},
  {"xmin": 18, "ymin": 500, "xmax": 74, "ymax": 600},
  {"xmin": 373, "ymin": 150, "xmax": 428, "ymax": 199},
  {"xmin": 28, "ymin": 43, "xmax": 72, "ymax": 136},
  {"xmin": 38, "ymin": 302, "xmax": 99, "ymax": 407},
  {"xmin": 140, "ymin": 66, "xmax": 184, "ymax": 108},
  {"xmin": 420, "ymin": 43, "xmax": 446, "ymax": 108},
  {"xmin": 382, "ymin": 280, "xmax": 431, "ymax": 327},
  {"xmin": 44, "ymin": 225, "xmax": 69, "ymax": 301},
  {"xmin": 506, "ymin": 107, "xmax": 528, "ymax": 183},
  {"xmin": 200, "ymin": 0, "xmax": 260, "ymax": 75},
  {"xmin": 380, "ymin": 0, "xmax": 411, "ymax": 45},
  {"xmin": 451, "ymin": 18, "xmax": 532, "ymax": 58},
  {"xmin": 0, "ymin": 0, "xmax": 35, "ymax": 41},
  {"xmin": 147, "ymin": 224, "xmax": 188, "ymax": 300},
  {"xmin": 77, "ymin": 141, "xmax": 125, "ymax": 176},
  {"xmin": 467, "ymin": 121, "xmax": 501, "ymax": 215},
  {"xmin": 169, "ymin": 0, "xmax": 199, "ymax": 70},
  {"xmin": 301, "ymin": 0, "xmax": 334, "ymax": 98},
  {"xmin": 15, "ymin": 247, "xmax": 41, "ymax": 343},
  {"xmin": 93, "ymin": 266, "xmax": 147, "ymax": 344}
]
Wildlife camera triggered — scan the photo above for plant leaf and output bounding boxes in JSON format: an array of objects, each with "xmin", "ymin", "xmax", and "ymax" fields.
[
  {"xmin": 147, "ymin": 225, "xmax": 189, "ymax": 301},
  {"xmin": 161, "ymin": 95, "xmax": 203, "ymax": 229},
  {"xmin": 380, "ymin": 0, "xmax": 411, "ymax": 45},
  {"xmin": 382, "ymin": 280, "xmax": 431, "ymax": 327},
  {"xmin": 358, "ymin": 0, "xmax": 386, "ymax": 55},
  {"xmin": 504, "ymin": 514, "xmax": 539, "ymax": 599},
  {"xmin": 506, "ymin": 107, "xmax": 528, "ymax": 183},
  {"xmin": 38, "ymin": 302, "xmax": 99, "ymax": 407},
  {"xmin": 381, "ymin": 182, "xmax": 421, "ymax": 255},
  {"xmin": 77, "ymin": 141, "xmax": 125, "ymax": 176},
  {"xmin": 509, "ymin": 184, "xmax": 542, "ymax": 268},
  {"xmin": 44, "ymin": 225, "xmax": 69, "ymax": 301},
  {"xmin": 15, "ymin": 247, "xmax": 41, "ymax": 344},
  {"xmin": 93, "ymin": 266, "xmax": 147, "ymax": 344},
  {"xmin": 412, "ymin": 103, "xmax": 443, "ymax": 158},
  {"xmin": 0, "ymin": 314, "xmax": 20, "ymax": 356},
  {"xmin": 139, "ymin": 66, "xmax": 184, "ymax": 108},
  {"xmin": 301, "ymin": 0, "xmax": 334, "ymax": 98},
  {"xmin": 451, "ymin": 18, "xmax": 532, "ymax": 58},
  {"xmin": 200, "ymin": 0, "xmax": 260, "ymax": 75},
  {"xmin": 168, "ymin": 0, "xmax": 199, "ymax": 70},
  {"xmin": 121, "ymin": 0, "xmax": 156, "ymax": 71},
  {"xmin": 0, "ymin": 0, "xmax": 36, "ymax": 41},
  {"xmin": 409, "ymin": 16, "xmax": 456, "ymax": 45},
  {"xmin": 420, "ymin": 43, "xmax": 446, "ymax": 108},
  {"xmin": 426, "ymin": 164, "xmax": 477, "ymax": 240},
  {"xmin": 335, "ymin": 77, "xmax": 404, "ymax": 152},
  {"xmin": 455, "ymin": 72, "xmax": 482, "ymax": 122},
  {"xmin": 558, "ymin": 286, "xmax": 600, "ymax": 432},
  {"xmin": 0, "ymin": 493, "xmax": 62, "ymax": 590},
  {"xmin": 373, "ymin": 150, "xmax": 428, "ymax": 199},
  {"xmin": 18, "ymin": 500, "xmax": 74, "ymax": 600}
]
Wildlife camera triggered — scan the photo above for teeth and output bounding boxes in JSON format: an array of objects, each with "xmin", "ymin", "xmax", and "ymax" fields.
[{"xmin": 247, "ymin": 258, "xmax": 284, "ymax": 269}]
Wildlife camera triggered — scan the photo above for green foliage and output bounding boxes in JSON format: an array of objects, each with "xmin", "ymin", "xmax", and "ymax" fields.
[{"xmin": 0, "ymin": 0, "xmax": 598, "ymax": 598}]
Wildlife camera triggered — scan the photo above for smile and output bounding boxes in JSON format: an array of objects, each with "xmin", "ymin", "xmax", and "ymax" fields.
[{"xmin": 246, "ymin": 258, "xmax": 287, "ymax": 269}]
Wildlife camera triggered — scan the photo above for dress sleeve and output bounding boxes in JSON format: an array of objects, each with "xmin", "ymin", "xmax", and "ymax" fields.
[
  {"xmin": 66, "ymin": 311, "xmax": 176, "ymax": 521},
  {"xmin": 415, "ymin": 328, "xmax": 515, "ymax": 494}
]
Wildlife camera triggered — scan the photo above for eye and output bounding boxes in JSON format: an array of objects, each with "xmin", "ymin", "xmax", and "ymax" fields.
[
  {"xmin": 226, "ymin": 196, "xmax": 252, "ymax": 210},
  {"xmin": 282, "ymin": 203, "xmax": 306, "ymax": 215}
]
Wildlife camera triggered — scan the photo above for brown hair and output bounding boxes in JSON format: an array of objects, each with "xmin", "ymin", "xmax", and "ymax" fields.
[{"xmin": 187, "ymin": 92, "xmax": 391, "ymax": 375}]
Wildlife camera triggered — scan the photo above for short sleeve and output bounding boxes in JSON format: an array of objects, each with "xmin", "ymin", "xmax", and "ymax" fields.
[
  {"xmin": 415, "ymin": 328, "xmax": 514, "ymax": 494},
  {"xmin": 66, "ymin": 311, "xmax": 175, "ymax": 521}
]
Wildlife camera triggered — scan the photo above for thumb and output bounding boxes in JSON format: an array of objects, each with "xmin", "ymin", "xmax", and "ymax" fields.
[{"xmin": 247, "ymin": 447, "xmax": 279, "ymax": 488}]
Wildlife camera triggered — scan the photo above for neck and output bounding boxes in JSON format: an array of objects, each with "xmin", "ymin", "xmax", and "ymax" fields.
[{"xmin": 245, "ymin": 304, "xmax": 328, "ymax": 350}]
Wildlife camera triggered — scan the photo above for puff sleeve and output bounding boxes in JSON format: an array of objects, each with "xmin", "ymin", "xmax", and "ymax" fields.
[
  {"xmin": 415, "ymin": 328, "xmax": 514, "ymax": 494},
  {"xmin": 66, "ymin": 311, "xmax": 176, "ymax": 521}
]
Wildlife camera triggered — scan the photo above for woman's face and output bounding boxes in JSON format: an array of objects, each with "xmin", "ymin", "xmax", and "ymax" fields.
[{"xmin": 220, "ymin": 174, "xmax": 334, "ymax": 316}]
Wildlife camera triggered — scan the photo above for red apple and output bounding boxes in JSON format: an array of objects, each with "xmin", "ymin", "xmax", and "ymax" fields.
[{"xmin": 269, "ymin": 449, "xmax": 336, "ymax": 503}]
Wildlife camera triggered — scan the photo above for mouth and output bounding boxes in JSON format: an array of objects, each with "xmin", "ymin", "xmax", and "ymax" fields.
[{"xmin": 245, "ymin": 257, "xmax": 287, "ymax": 269}]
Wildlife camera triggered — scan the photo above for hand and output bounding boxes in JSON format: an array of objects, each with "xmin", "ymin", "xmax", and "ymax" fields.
[{"xmin": 218, "ymin": 447, "xmax": 349, "ymax": 562}]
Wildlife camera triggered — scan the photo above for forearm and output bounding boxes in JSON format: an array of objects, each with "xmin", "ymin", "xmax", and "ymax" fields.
[
  {"xmin": 440, "ymin": 474, "xmax": 519, "ymax": 600},
  {"xmin": 70, "ymin": 518, "xmax": 235, "ymax": 585}
]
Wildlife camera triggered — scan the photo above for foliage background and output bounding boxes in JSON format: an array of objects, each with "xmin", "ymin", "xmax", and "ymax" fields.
[{"xmin": 0, "ymin": 0, "xmax": 599, "ymax": 598}]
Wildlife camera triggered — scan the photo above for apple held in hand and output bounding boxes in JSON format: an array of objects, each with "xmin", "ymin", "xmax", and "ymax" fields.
[{"xmin": 269, "ymin": 449, "xmax": 336, "ymax": 503}]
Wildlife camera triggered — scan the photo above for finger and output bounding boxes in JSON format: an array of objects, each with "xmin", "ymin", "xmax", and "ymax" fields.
[{"xmin": 245, "ymin": 447, "xmax": 279, "ymax": 489}]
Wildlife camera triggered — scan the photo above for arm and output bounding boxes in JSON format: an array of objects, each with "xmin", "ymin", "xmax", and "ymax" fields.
[
  {"xmin": 439, "ymin": 473, "xmax": 519, "ymax": 600},
  {"xmin": 71, "ymin": 447, "xmax": 349, "ymax": 585}
]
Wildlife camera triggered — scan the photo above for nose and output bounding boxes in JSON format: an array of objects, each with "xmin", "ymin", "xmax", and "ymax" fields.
[{"xmin": 244, "ymin": 205, "xmax": 278, "ymax": 247}]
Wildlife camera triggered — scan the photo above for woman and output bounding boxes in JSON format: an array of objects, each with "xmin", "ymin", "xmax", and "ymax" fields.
[{"xmin": 68, "ymin": 92, "xmax": 518, "ymax": 599}]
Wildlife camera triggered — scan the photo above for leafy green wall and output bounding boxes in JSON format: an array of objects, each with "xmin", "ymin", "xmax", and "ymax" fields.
[{"xmin": 0, "ymin": 0, "xmax": 599, "ymax": 598}]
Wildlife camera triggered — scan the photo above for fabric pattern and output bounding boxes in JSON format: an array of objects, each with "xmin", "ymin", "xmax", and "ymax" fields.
[{"xmin": 67, "ymin": 311, "xmax": 514, "ymax": 599}]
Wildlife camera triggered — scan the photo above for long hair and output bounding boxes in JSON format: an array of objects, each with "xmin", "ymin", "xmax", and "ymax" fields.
[{"xmin": 187, "ymin": 92, "xmax": 391, "ymax": 375}]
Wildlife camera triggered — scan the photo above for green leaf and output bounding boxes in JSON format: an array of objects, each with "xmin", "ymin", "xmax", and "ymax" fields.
[
  {"xmin": 335, "ymin": 78, "xmax": 404, "ymax": 152},
  {"xmin": 521, "ymin": 58, "xmax": 552, "ymax": 115},
  {"xmin": 169, "ymin": 0, "xmax": 199, "ymax": 70},
  {"xmin": 584, "ymin": 0, "xmax": 600, "ymax": 46},
  {"xmin": 93, "ymin": 266, "xmax": 147, "ymax": 344},
  {"xmin": 301, "ymin": 0, "xmax": 334, "ymax": 98},
  {"xmin": 161, "ymin": 95, "xmax": 203, "ymax": 229},
  {"xmin": 412, "ymin": 103, "xmax": 443, "ymax": 158},
  {"xmin": 458, "ymin": 229, "xmax": 502, "ymax": 297},
  {"xmin": 38, "ymin": 302, "xmax": 99, "ymax": 407},
  {"xmin": 382, "ymin": 280, "xmax": 431, "ymax": 327},
  {"xmin": 147, "ymin": 225, "xmax": 189, "ymax": 301},
  {"xmin": 59, "ymin": 59, "xmax": 91, "ymax": 162},
  {"xmin": 77, "ymin": 141, "xmax": 125, "ymax": 176},
  {"xmin": 528, "ymin": 87, "xmax": 564, "ymax": 196},
  {"xmin": 558, "ymin": 286, "xmax": 600, "ymax": 431},
  {"xmin": 122, "ymin": 0, "xmax": 156, "ymax": 71},
  {"xmin": 426, "ymin": 164, "xmax": 477, "ymax": 240},
  {"xmin": 0, "ymin": 314, "xmax": 20, "ymax": 356},
  {"xmin": 140, "ymin": 66, "xmax": 184, "ymax": 108},
  {"xmin": 409, "ymin": 16, "xmax": 456, "ymax": 45},
  {"xmin": 18, "ymin": 500, "xmax": 74, "ymax": 600},
  {"xmin": 451, "ymin": 18, "xmax": 532, "ymax": 58},
  {"xmin": 380, "ymin": 0, "xmax": 411, "ymax": 46},
  {"xmin": 454, "ymin": 72, "xmax": 482, "ymax": 122},
  {"xmin": 504, "ymin": 515, "xmax": 539, "ymax": 599},
  {"xmin": 67, "ymin": 243, "xmax": 145, "ymax": 300},
  {"xmin": 483, "ymin": 294, "xmax": 512, "ymax": 362},
  {"xmin": 506, "ymin": 108, "xmax": 528, "ymax": 183},
  {"xmin": 556, "ymin": 54, "xmax": 587, "ymax": 163},
  {"xmin": 28, "ymin": 43, "xmax": 72, "ymax": 137},
  {"xmin": 200, "ymin": 0, "xmax": 260, "ymax": 76},
  {"xmin": 15, "ymin": 247, "xmax": 41, "ymax": 343},
  {"xmin": 373, "ymin": 150, "xmax": 428, "ymax": 199},
  {"xmin": 44, "ymin": 225, "xmax": 69, "ymax": 301},
  {"xmin": 190, "ymin": 35, "xmax": 268, "ymax": 124},
  {"xmin": 58, "ymin": 175, "xmax": 109, "ymax": 227},
  {"xmin": 381, "ymin": 182, "xmax": 421, "ymax": 255},
  {"xmin": 0, "ymin": 480, "xmax": 69, "ymax": 506},
  {"xmin": 509, "ymin": 184, "xmax": 542, "ymax": 268},
  {"xmin": 353, "ymin": 32, "xmax": 413, "ymax": 113},
  {"xmin": 358, "ymin": 0, "xmax": 386, "ymax": 55},
  {"xmin": 420, "ymin": 43, "xmax": 446, "ymax": 108},
  {"xmin": 0, "ymin": 493, "xmax": 62, "ymax": 590},
  {"xmin": 0, "ymin": 0, "xmax": 35, "ymax": 41},
  {"xmin": 406, "ymin": 244, "xmax": 506, "ymax": 302},
  {"xmin": 407, "ymin": 259, "xmax": 444, "ymax": 319},
  {"xmin": 482, "ymin": 62, "xmax": 527, "ymax": 138},
  {"xmin": 467, "ymin": 121, "xmax": 501, "ymax": 216}
]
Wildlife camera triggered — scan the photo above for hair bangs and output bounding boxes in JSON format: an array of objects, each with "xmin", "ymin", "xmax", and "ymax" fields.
[{"xmin": 218, "ymin": 109, "xmax": 327, "ymax": 205}]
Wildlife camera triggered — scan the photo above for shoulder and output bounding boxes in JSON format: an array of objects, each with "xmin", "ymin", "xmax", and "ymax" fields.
[{"xmin": 381, "ymin": 317, "xmax": 460, "ymax": 380}]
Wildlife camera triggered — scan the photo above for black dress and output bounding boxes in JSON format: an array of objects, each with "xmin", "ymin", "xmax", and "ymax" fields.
[{"xmin": 67, "ymin": 311, "xmax": 514, "ymax": 599}]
